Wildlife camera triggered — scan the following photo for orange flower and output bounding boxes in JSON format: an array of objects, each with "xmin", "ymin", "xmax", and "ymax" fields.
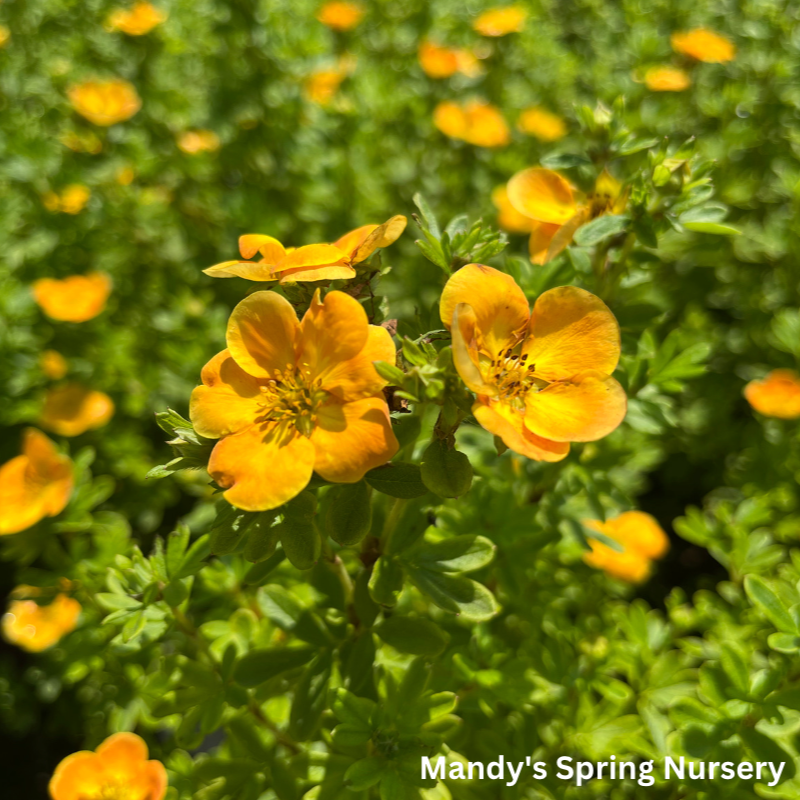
[
  {"xmin": 3, "ymin": 590, "xmax": 80, "ymax": 652},
  {"xmin": 0, "ymin": 429, "xmax": 74, "ymax": 535},
  {"xmin": 583, "ymin": 511, "xmax": 669, "ymax": 582},
  {"xmin": 49, "ymin": 732, "xmax": 167, "ymax": 800},
  {"xmin": 644, "ymin": 66, "xmax": 691, "ymax": 91},
  {"xmin": 491, "ymin": 186, "xmax": 535, "ymax": 235},
  {"xmin": 517, "ymin": 107, "xmax": 567, "ymax": 142},
  {"xmin": 40, "ymin": 384, "xmax": 115, "ymax": 437},
  {"xmin": 0, "ymin": 25, "xmax": 9, "ymax": 47},
  {"xmin": 506, "ymin": 167, "xmax": 627, "ymax": 265},
  {"xmin": 177, "ymin": 129, "xmax": 221, "ymax": 154},
  {"xmin": 316, "ymin": 1, "xmax": 363, "ymax": 31},
  {"xmin": 68, "ymin": 79, "xmax": 142, "ymax": 126},
  {"xmin": 204, "ymin": 216, "xmax": 407, "ymax": 283},
  {"xmin": 303, "ymin": 57, "xmax": 356, "ymax": 105},
  {"xmin": 744, "ymin": 370, "xmax": 800, "ymax": 419},
  {"xmin": 190, "ymin": 290, "xmax": 399, "ymax": 511},
  {"xmin": 116, "ymin": 165, "xmax": 135, "ymax": 185},
  {"xmin": 418, "ymin": 41, "xmax": 482, "ymax": 79},
  {"xmin": 473, "ymin": 5, "xmax": 527, "ymax": 36},
  {"xmin": 439, "ymin": 264, "xmax": 626, "ymax": 461},
  {"xmin": 107, "ymin": 2, "xmax": 167, "ymax": 35},
  {"xmin": 42, "ymin": 185, "xmax": 91, "ymax": 214},
  {"xmin": 33, "ymin": 273, "xmax": 111, "ymax": 322},
  {"xmin": 433, "ymin": 100, "xmax": 510, "ymax": 148},
  {"xmin": 671, "ymin": 28, "xmax": 735, "ymax": 62},
  {"xmin": 41, "ymin": 350, "xmax": 68, "ymax": 380}
]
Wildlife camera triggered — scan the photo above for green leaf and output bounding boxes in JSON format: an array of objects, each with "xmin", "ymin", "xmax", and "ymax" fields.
[
  {"xmin": 745, "ymin": 575, "xmax": 797, "ymax": 634},
  {"xmin": 289, "ymin": 652, "xmax": 332, "ymax": 741},
  {"xmin": 720, "ymin": 643, "xmax": 749, "ymax": 695},
  {"xmin": 540, "ymin": 153, "xmax": 592, "ymax": 169},
  {"xmin": 243, "ymin": 511, "xmax": 281, "ymax": 563},
  {"xmin": 405, "ymin": 535, "xmax": 495, "ymax": 574},
  {"xmin": 166, "ymin": 523, "xmax": 191, "ymax": 578},
  {"xmin": 683, "ymin": 221, "xmax": 741, "ymax": 235},
  {"xmin": 412, "ymin": 193, "xmax": 440, "ymax": 239},
  {"xmin": 96, "ymin": 593, "xmax": 143, "ymax": 612},
  {"xmin": 332, "ymin": 688, "xmax": 377, "ymax": 727},
  {"xmin": 346, "ymin": 757, "xmax": 386, "ymax": 791},
  {"xmin": 573, "ymin": 214, "xmax": 628, "ymax": 247},
  {"xmin": 369, "ymin": 556, "xmax": 404, "ymax": 607},
  {"xmin": 419, "ymin": 440, "xmax": 473, "ymax": 498},
  {"xmin": 325, "ymin": 481, "xmax": 373, "ymax": 547},
  {"xmin": 174, "ymin": 534, "xmax": 211, "ymax": 579},
  {"xmin": 365, "ymin": 463, "xmax": 429, "ymax": 499},
  {"xmin": 331, "ymin": 723, "xmax": 372, "ymax": 747},
  {"xmin": 209, "ymin": 504, "xmax": 254, "ymax": 556},
  {"xmin": 233, "ymin": 645, "xmax": 317, "ymax": 688},
  {"xmin": 375, "ymin": 615, "xmax": 449, "ymax": 656},
  {"xmin": 373, "ymin": 361, "xmax": 407, "ymax": 386},
  {"xmin": 616, "ymin": 135, "xmax": 660, "ymax": 155},
  {"xmin": 739, "ymin": 727, "xmax": 796, "ymax": 780},
  {"xmin": 407, "ymin": 567, "xmax": 499, "ymax": 621},
  {"xmin": 767, "ymin": 633, "xmax": 800, "ymax": 654}
]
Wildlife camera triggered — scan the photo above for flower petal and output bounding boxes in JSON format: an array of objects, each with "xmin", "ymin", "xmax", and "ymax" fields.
[
  {"xmin": 507, "ymin": 167, "xmax": 577, "ymax": 225},
  {"xmin": 0, "ymin": 456, "xmax": 47, "ymax": 535},
  {"xmin": 226, "ymin": 291, "xmax": 298, "ymax": 379},
  {"xmin": 604, "ymin": 511, "xmax": 669, "ymax": 560},
  {"xmin": 271, "ymin": 243, "xmax": 349, "ymax": 274},
  {"xmin": 335, "ymin": 224, "xmax": 378, "ymax": 258},
  {"xmin": 451, "ymin": 303, "xmax": 499, "ymax": 396},
  {"xmin": 351, "ymin": 215, "xmax": 407, "ymax": 262},
  {"xmin": 321, "ymin": 325, "xmax": 397, "ymax": 401},
  {"xmin": 49, "ymin": 752, "xmax": 106, "ymax": 800},
  {"xmin": 311, "ymin": 397, "xmax": 399, "ymax": 482},
  {"xmin": 298, "ymin": 290, "xmax": 369, "ymax": 381},
  {"xmin": 439, "ymin": 264, "xmax": 529, "ymax": 357},
  {"xmin": 208, "ymin": 424, "xmax": 315, "ymax": 511},
  {"xmin": 528, "ymin": 220, "xmax": 562, "ymax": 265},
  {"xmin": 524, "ymin": 286, "xmax": 621, "ymax": 380},
  {"xmin": 279, "ymin": 264, "xmax": 356, "ymax": 283},
  {"xmin": 524, "ymin": 371, "xmax": 627, "ymax": 442},
  {"xmin": 239, "ymin": 234, "xmax": 286, "ymax": 261},
  {"xmin": 473, "ymin": 399, "xmax": 569, "ymax": 462},
  {"xmin": 96, "ymin": 732, "xmax": 149, "ymax": 776},
  {"xmin": 190, "ymin": 349, "xmax": 263, "ymax": 438},
  {"xmin": 744, "ymin": 369, "xmax": 800, "ymax": 419},
  {"xmin": 203, "ymin": 260, "xmax": 276, "ymax": 281},
  {"xmin": 39, "ymin": 384, "xmax": 114, "ymax": 437}
]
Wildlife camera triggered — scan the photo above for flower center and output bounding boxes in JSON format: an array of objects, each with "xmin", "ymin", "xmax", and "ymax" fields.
[
  {"xmin": 256, "ymin": 366, "xmax": 327, "ymax": 437},
  {"xmin": 484, "ymin": 347, "xmax": 547, "ymax": 408},
  {"xmin": 84, "ymin": 783, "xmax": 139, "ymax": 800}
]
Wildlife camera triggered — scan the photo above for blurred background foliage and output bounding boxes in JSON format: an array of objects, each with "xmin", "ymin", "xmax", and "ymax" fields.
[{"xmin": 2, "ymin": 0, "xmax": 800, "ymax": 797}]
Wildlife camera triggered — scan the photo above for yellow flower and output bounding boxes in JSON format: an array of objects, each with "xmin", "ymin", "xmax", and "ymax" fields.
[
  {"xmin": 177, "ymin": 129, "xmax": 221, "ymax": 154},
  {"xmin": 2, "ymin": 589, "xmax": 81, "ymax": 652},
  {"xmin": 671, "ymin": 28, "xmax": 735, "ymax": 62},
  {"xmin": 107, "ymin": 2, "xmax": 167, "ymax": 35},
  {"xmin": 42, "ymin": 185, "xmax": 91, "ymax": 214},
  {"xmin": 583, "ymin": 511, "xmax": 669, "ymax": 583},
  {"xmin": 190, "ymin": 290, "xmax": 399, "ymax": 511},
  {"xmin": 40, "ymin": 384, "xmax": 115, "ymax": 437},
  {"xmin": 0, "ymin": 429, "xmax": 74, "ymax": 535},
  {"xmin": 204, "ymin": 216, "xmax": 407, "ymax": 283},
  {"xmin": 116, "ymin": 166, "xmax": 136, "ymax": 185},
  {"xmin": 473, "ymin": 5, "xmax": 527, "ymax": 36},
  {"xmin": 491, "ymin": 186, "xmax": 535, "ymax": 235},
  {"xmin": 0, "ymin": 25, "xmax": 9, "ymax": 47},
  {"xmin": 433, "ymin": 100, "xmax": 510, "ymax": 148},
  {"xmin": 644, "ymin": 66, "xmax": 691, "ymax": 91},
  {"xmin": 68, "ymin": 79, "xmax": 142, "ymax": 126},
  {"xmin": 316, "ymin": 1, "xmax": 364, "ymax": 31},
  {"xmin": 49, "ymin": 733, "xmax": 167, "ymax": 800},
  {"xmin": 744, "ymin": 370, "xmax": 800, "ymax": 419},
  {"xmin": 418, "ymin": 41, "xmax": 482, "ymax": 79},
  {"xmin": 439, "ymin": 264, "xmax": 627, "ymax": 461},
  {"xmin": 32, "ymin": 273, "xmax": 111, "ymax": 322},
  {"xmin": 41, "ymin": 350, "xmax": 68, "ymax": 380},
  {"xmin": 517, "ymin": 107, "xmax": 567, "ymax": 142},
  {"xmin": 506, "ymin": 167, "xmax": 627, "ymax": 265}
]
